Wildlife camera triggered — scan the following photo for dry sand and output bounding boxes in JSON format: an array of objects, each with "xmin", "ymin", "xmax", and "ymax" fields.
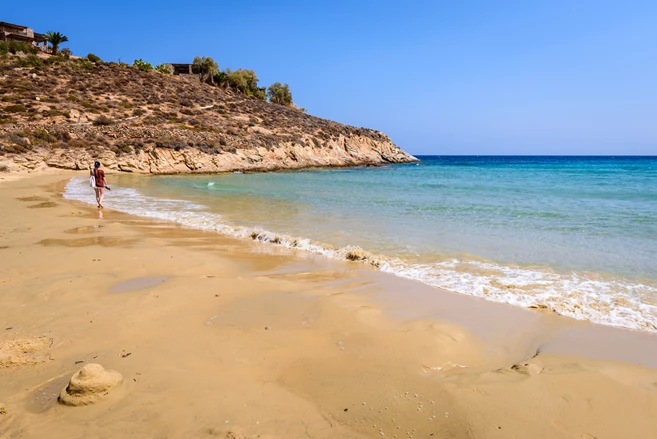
[{"xmin": 1, "ymin": 173, "xmax": 656, "ymax": 439}]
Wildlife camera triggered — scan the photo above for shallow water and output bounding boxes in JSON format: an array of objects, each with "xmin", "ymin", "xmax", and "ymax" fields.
[
  {"xmin": 109, "ymin": 276, "xmax": 169, "ymax": 293},
  {"xmin": 64, "ymin": 156, "xmax": 657, "ymax": 332}
]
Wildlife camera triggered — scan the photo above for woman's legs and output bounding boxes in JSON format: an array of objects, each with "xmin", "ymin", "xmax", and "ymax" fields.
[{"xmin": 94, "ymin": 187, "xmax": 104, "ymax": 208}]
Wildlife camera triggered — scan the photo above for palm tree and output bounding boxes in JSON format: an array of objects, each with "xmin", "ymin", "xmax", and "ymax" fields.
[{"xmin": 45, "ymin": 31, "xmax": 69, "ymax": 55}]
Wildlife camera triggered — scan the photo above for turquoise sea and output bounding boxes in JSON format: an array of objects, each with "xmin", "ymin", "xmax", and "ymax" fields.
[{"xmin": 65, "ymin": 156, "xmax": 657, "ymax": 332}]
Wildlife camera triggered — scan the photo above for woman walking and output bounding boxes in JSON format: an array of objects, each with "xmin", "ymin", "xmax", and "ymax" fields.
[{"xmin": 90, "ymin": 161, "xmax": 107, "ymax": 208}]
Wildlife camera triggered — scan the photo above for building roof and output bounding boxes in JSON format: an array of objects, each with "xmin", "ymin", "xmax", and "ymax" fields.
[
  {"xmin": 0, "ymin": 21, "xmax": 28, "ymax": 30},
  {"xmin": 0, "ymin": 22, "xmax": 47, "ymax": 42}
]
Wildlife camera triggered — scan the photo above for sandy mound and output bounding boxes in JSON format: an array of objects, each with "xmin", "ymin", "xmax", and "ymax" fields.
[
  {"xmin": 58, "ymin": 364, "xmax": 123, "ymax": 406},
  {"xmin": 0, "ymin": 337, "xmax": 52, "ymax": 368}
]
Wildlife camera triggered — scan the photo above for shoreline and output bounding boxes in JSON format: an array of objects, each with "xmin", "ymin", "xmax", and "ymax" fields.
[
  {"xmin": 64, "ymin": 169, "xmax": 657, "ymax": 334},
  {"xmin": 1, "ymin": 174, "xmax": 656, "ymax": 438}
]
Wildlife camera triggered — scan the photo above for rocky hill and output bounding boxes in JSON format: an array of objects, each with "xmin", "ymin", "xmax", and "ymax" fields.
[{"xmin": 0, "ymin": 55, "xmax": 417, "ymax": 173}]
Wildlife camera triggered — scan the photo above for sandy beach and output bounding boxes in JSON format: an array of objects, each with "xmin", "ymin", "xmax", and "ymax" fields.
[{"xmin": 1, "ymin": 173, "xmax": 657, "ymax": 439}]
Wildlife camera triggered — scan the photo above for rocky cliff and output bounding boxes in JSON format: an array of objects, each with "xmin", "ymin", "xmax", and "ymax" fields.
[{"xmin": 0, "ymin": 56, "xmax": 417, "ymax": 173}]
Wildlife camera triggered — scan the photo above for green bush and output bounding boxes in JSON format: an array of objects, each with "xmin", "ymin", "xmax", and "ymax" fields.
[
  {"xmin": 7, "ymin": 41, "xmax": 37, "ymax": 55},
  {"xmin": 44, "ymin": 55, "xmax": 67, "ymax": 65},
  {"xmin": 155, "ymin": 63, "xmax": 172, "ymax": 74},
  {"xmin": 5, "ymin": 104, "xmax": 28, "ymax": 113},
  {"xmin": 133, "ymin": 59, "xmax": 153, "ymax": 72},
  {"xmin": 87, "ymin": 53, "xmax": 101, "ymax": 63},
  {"xmin": 81, "ymin": 59, "xmax": 95, "ymax": 70},
  {"xmin": 0, "ymin": 115, "xmax": 16, "ymax": 125},
  {"xmin": 17, "ymin": 54, "xmax": 43, "ymax": 68},
  {"xmin": 69, "ymin": 58, "xmax": 95, "ymax": 71},
  {"xmin": 60, "ymin": 48, "xmax": 72, "ymax": 58},
  {"xmin": 29, "ymin": 129, "xmax": 57, "ymax": 144}
]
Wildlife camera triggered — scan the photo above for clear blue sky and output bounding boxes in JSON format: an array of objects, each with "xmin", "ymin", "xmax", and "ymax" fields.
[{"xmin": 5, "ymin": 1, "xmax": 657, "ymax": 155}]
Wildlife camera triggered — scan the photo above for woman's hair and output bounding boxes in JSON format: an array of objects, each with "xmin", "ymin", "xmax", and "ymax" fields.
[{"xmin": 94, "ymin": 161, "xmax": 101, "ymax": 168}]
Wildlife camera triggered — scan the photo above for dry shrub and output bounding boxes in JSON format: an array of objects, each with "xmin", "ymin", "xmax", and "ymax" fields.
[
  {"xmin": 68, "ymin": 139, "xmax": 90, "ymax": 148},
  {"xmin": 93, "ymin": 115, "xmax": 115, "ymax": 126},
  {"xmin": 5, "ymin": 104, "xmax": 27, "ymax": 113},
  {"xmin": 155, "ymin": 137, "xmax": 187, "ymax": 151}
]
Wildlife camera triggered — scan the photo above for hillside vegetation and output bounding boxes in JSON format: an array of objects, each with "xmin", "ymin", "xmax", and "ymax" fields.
[{"xmin": 0, "ymin": 53, "xmax": 416, "ymax": 173}]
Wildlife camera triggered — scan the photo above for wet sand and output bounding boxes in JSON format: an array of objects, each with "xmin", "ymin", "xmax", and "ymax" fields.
[{"xmin": 1, "ymin": 173, "xmax": 656, "ymax": 439}]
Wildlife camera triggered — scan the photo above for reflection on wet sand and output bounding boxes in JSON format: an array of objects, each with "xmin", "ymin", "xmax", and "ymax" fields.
[
  {"xmin": 64, "ymin": 225, "xmax": 103, "ymax": 234},
  {"xmin": 39, "ymin": 237, "xmax": 139, "ymax": 247}
]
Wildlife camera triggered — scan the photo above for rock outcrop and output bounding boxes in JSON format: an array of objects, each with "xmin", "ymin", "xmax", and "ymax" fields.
[{"xmin": 1, "ymin": 125, "xmax": 415, "ymax": 174}]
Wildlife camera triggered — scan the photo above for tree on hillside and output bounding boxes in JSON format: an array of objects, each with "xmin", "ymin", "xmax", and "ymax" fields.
[
  {"xmin": 155, "ymin": 63, "xmax": 172, "ymax": 74},
  {"xmin": 192, "ymin": 56, "xmax": 218, "ymax": 84},
  {"xmin": 267, "ymin": 82, "xmax": 293, "ymax": 106},
  {"xmin": 253, "ymin": 87, "xmax": 267, "ymax": 100},
  {"xmin": 225, "ymin": 68, "xmax": 265, "ymax": 99},
  {"xmin": 45, "ymin": 31, "xmax": 68, "ymax": 55},
  {"xmin": 214, "ymin": 70, "xmax": 228, "ymax": 88}
]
